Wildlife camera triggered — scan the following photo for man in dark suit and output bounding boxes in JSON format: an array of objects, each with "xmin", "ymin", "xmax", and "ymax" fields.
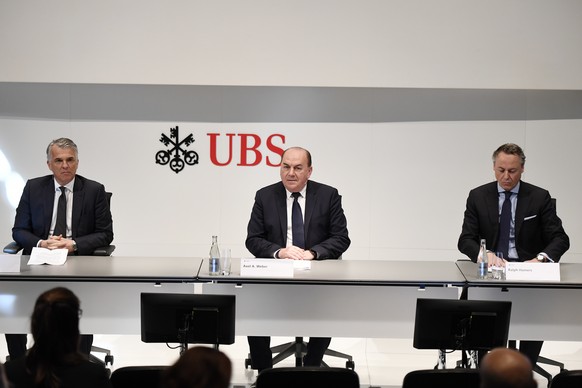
[
  {"xmin": 458, "ymin": 143, "xmax": 569, "ymax": 365},
  {"xmin": 7, "ymin": 137, "xmax": 114, "ymax": 360},
  {"xmin": 245, "ymin": 146, "xmax": 350, "ymax": 372}
]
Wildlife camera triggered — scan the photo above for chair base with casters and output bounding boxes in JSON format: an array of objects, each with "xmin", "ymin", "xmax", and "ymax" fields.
[
  {"xmin": 535, "ymin": 356, "xmax": 567, "ymax": 388},
  {"xmin": 255, "ymin": 366, "xmax": 359, "ymax": 388},
  {"xmin": 244, "ymin": 336, "xmax": 355, "ymax": 370},
  {"xmin": 508, "ymin": 340, "xmax": 566, "ymax": 387}
]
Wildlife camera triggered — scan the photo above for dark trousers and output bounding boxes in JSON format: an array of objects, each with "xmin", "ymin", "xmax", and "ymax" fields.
[
  {"xmin": 6, "ymin": 333, "xmax": 94, "ymax": 360},
  {"xmin": 248, "ymin": 336, "xmax": 331, "ymax": 372}
]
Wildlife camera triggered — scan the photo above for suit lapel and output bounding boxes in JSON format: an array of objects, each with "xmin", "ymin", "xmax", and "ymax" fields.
[
  {"xmin": 72, "ymin": 177, "xmax": 84, "ymax": 238},
  {"xmin": 43, "ymin": 178, "xmax": 56, "ymax": 236},
  {"xmin": 274, "ymin": 183, "xmax": 288, "ymax": 244},
  {"xmin": 485, "ymin": 183, "xmax": 500, "ymax": 246},
  {"xmin": 304, "ymin": 181, "xmax": 317, "ymax": 239},
  {"xmin": 515, "ymin": 182, "xmax": 531, "ymax": 238}
]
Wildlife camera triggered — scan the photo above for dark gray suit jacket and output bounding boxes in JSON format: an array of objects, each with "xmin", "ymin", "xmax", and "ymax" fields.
[
  {"xmin": 5, "ymin": 357, "xmax": 112, "ymax": 388},
  {"xmin": 12, "ymin": 174, "xmax": 114, "ymax": 255},
  {"xmin": 458, "ymin": 181, "xmax": 569, "ymax": 262},
  {"xmin": 246, "ymin": 180, "xmax": 350, "ymax": 260}
]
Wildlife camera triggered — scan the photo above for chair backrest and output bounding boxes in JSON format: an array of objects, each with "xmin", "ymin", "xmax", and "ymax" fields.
[
  {"xmin": 402, "ymin": 369, "xmax": 480, "ymax": 388},
  {"xmin": 91, "ymin": 191, "xmax": 115, "ymax": 256},
  {"xmin": 110, "ymin": 366, "xmax": 167, "ymax": 388},
  {"xmin": 550, "ymin": 370, "xmax": 582, "ymax": 388},
  {"xmin": 256, "ymin": 367, "xmax": 359, "ymax": 388}
]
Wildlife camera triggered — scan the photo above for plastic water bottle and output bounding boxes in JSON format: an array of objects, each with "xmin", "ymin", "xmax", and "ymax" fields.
[
  {"xmin": 209, "ymin": 235, "xmax": 220, "ymax": 276},
  {"xmin": 477, "ymin": 239, "xmax": 488, "ymax": 279}
]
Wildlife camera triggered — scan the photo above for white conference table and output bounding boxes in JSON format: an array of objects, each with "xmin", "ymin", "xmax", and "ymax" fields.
[
  {"xmin": 199, "ymin": 259, "xmax": 464, "ymax": 338},
  {"xmin": 0, "ymin": 255, "xmax": 201, "ymax": 334},
  {"xmin": 3, "ymin": 256, "xmax": 581, "ymax": 343},
  {"xmin": 456, "ymin": 260, "xmax": 582, "ymax": 341}
]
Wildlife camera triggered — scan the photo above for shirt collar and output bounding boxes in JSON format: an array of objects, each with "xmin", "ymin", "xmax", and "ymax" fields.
[
  {"xmin": 285, "ymin": 184, "xmax": 307, "ymax": 199},
  {"xmin": 497, "ymin": 181, "xmax": 520, "ymax": 194},
  {"xmin": 54, "ymin": 177, "xmax": 75, "ymax": 193}
]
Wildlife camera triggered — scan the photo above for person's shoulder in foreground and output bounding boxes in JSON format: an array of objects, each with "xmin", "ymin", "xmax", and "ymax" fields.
[{"xmin": 5, "ymin": 357, "xmax": 111, "ymax": 388}]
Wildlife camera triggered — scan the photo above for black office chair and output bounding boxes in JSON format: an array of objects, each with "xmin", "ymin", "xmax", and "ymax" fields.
[
  {"xmin": 3, "ymin": 192, "xmax": 116, "ymax": 366},
  {"xmin": 110, "ymin": 366, "xmax": 167, "ymax": 388},
  {"xmin": 549, "ymin": 370, "xmax": 582, "ymax": 388},
  {"xmin": 402, "ymin": 368, "xmax": 480, "ymax": 388},
  {"xmin": 508, "ymin": 340, "xmax": 567, "ymax": 387},
  {"xmin": 255, "ymin": 366, "xmax": 359, "ymax": 388},
  {"xmin": 536, "ymin": 355, "xmax": 567, "ymax": 385}
]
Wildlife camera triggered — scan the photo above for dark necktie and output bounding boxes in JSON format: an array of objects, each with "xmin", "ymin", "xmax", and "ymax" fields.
[
  {"xmin": 54, "ymin": 186, "xmax": 67, "ymax": 236},
  {"xmin": 497, "ymin": 191, "xmax": 512, "ymax": 259},
  {"xmin": 291, "ymin": 192, "xmax": 305, "ymax": 249}
]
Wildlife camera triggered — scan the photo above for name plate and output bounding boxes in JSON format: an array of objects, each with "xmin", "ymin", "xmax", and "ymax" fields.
[
  {"xmin": 0, "ymin": 254, "xmax": 21, "ymax": 272},
  {"xmin": 240, "ymin": 258, "xmax": 294, "ymax": 278},
  {"xmin": 505, "ymin": 262, "xmax": 560, "ymax": 282}
]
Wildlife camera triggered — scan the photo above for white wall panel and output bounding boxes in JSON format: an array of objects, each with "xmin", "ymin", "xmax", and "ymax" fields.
[
  {"xmin": 1, "ymin": 0, "xmax": 581, "ymax": 89},
  {"xmin": 2, "ymin": 119, "xmax": 580, "ymax": 262}
]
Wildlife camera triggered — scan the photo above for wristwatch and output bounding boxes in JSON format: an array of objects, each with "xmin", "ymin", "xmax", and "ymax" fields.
[
  {"xmin": 72, "ymin": 241, "xmax": 78, "ymax": 252},
  {"xmin": 536, "ymin": 254, "xmax": 547, "ymax": 262}
]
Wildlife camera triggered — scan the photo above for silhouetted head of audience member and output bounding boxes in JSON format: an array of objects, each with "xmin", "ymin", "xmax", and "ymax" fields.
[
  {"xmin": 480, "ymin": 347, "xmax": 537, "ymax": 388},
  {"xmin": 26, "ymin": 287, "xmax": 86, "ymax": 386},
  {"xmin": 162, "ymin": 346, "xmax": 231, "ymax": 388}
]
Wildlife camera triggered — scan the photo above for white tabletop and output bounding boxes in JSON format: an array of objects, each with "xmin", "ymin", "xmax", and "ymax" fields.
[{"xmin": 199, "ymin": 258, "xmax": 466, "ymax": 287}]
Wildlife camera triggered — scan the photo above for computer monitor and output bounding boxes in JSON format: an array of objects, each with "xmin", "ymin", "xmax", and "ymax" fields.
[
  {"xmin": 141, "ymin": 293, "xmax": 236, "ymax": 347},
  {"xmin": 413, "ymin": 298, "xmax": 511, "ymax": 351}
]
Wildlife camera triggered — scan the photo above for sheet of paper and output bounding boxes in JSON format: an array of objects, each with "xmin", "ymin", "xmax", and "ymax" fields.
[{"xmin": 27, "ymin": 247, "xmax": 68, "ymax": 265}]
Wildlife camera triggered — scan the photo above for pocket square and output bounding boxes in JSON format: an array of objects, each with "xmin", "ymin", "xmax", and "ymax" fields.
[{"xmin": 523, "ymin": 215, "xmax": 537, "ymax": 221}]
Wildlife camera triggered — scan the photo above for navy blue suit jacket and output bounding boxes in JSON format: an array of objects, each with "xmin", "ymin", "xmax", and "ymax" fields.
[
  {"xmin": 246, "ymin": 180, "xmax": 350, "ymax": 260},
  {"xmin": 12, "ymin": 174, "xmax": 114, "ymax": 255},
  {"xmin": 458, "ymin": 181, "xmax": 569, "ymax": 262}
]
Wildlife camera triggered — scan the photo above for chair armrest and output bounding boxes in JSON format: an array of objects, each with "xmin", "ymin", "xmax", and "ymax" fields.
[
  {"xmin": 4, "ymin": 241, "xmax": 116, "ymax": 256},
  {"xmin": 3, "ymin": 241, "xmax": 23, "ymax": 254},
  {"xmin": 92, "ymin": 245, "xmax": 116, "ymax": 256}
]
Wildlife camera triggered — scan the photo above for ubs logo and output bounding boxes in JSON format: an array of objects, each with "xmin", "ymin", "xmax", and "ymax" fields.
[{"xmin": 156, "ymin": 126, "xmax": 199, "ymax": 173}]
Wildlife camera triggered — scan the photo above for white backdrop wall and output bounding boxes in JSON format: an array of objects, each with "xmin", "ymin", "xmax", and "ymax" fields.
[
  {"xmin": 1, "ymin": 0, "xmax": 581, "ymax": 262},
  {"xmin": 1, "ymin": 0, "xmax": 582, "ymax": 89},
  {"xmin": 1, "ymin": 116, "xmax": 581, "ymax": 262}
]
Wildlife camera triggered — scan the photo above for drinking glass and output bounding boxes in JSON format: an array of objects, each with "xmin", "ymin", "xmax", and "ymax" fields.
[
  {"xmin": 221, "ymin": 248, "xmax": 231, "ymax": 276},
  {"xmin": 492, "ymin": 252, "xmax": 505, "ymax": 280}
]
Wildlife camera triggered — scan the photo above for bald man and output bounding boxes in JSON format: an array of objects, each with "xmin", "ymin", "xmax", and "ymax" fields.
[{"xmin": 480, "ymin": 348, "xmax": 537, "ymax": 388}]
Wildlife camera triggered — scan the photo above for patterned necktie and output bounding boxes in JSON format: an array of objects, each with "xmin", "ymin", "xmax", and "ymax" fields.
[
  {"xmin": 497, "ymin": 191, "xmax": 512, "ymax": 259},
  {"xmin": 54, "ymin": 186, "xmax": 67, "ymax": 236},
  {"xmin": 291, "ymin": 192, "xmax": 305, "ymax": 249}
]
